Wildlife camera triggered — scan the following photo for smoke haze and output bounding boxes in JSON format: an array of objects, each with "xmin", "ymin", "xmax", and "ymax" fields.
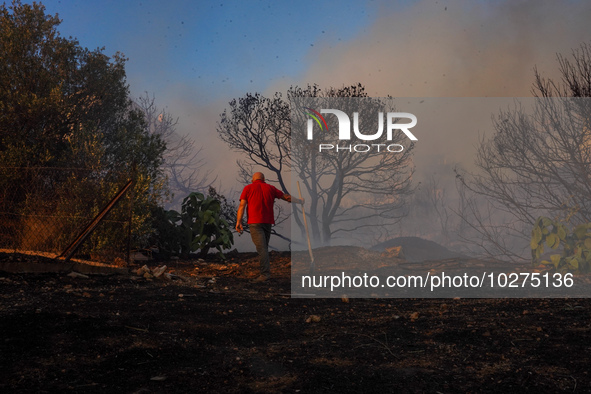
[
  {"xmin": 137, "ymin": 0, "xmax": 591, "ymax": 252},
  {"xmin": 282, "ymin": 0, "xmax": 591, "ymax": 98},
  {"xmin": 189, "ymin": 0, "xmax": 591, "ymax": 195}
]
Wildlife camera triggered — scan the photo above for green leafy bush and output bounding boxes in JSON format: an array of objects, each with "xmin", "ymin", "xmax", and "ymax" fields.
[
  {"xmin": 531, "ymin": 216, "xmax": 591, "ymax": 273},
  {"xmin": 167, "ymin": 192, "xmax": 234, "ymax": 258}
]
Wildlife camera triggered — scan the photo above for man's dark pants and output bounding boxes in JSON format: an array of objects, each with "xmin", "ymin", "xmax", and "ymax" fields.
[{"xmin": 249, "ymin": 223, "xmax": 272, "ymax": 277}]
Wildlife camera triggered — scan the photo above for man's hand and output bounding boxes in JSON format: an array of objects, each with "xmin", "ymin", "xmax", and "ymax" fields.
[
  {"xmin": 283, "ymin": 194, "xmax": 304, "ymax": 204},
  {"xmin": 236, "ymin": 199, "xmax": 247, "ymax": 234}
]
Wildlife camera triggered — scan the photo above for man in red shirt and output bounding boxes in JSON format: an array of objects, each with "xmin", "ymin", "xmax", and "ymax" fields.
[{"xmin": 236, "ymin": 172, "xmax": 303, "ymax": 282}]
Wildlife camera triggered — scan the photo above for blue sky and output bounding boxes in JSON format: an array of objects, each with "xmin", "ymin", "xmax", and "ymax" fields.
[
  {"xmin": 40, "ymin": 0, "xmax": 383, "ymax": 104},
  {"xmin": 21, "ymin": 0, "xmax": 591, "ymax": 194},
  {"xmin": 36, "ymin": 0, "xmax": 591, "ymax": 106}
]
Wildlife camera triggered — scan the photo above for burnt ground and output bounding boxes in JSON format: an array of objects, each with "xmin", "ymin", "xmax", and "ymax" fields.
[{"xmin": 1, "ymin": 250, "xmax": 591, "ymax": 393}]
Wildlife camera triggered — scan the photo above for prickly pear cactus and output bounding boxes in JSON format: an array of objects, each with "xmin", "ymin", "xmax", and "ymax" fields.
[{"xmin": 531, "ymin": 216, "xmax": 591, "ymax": 273}]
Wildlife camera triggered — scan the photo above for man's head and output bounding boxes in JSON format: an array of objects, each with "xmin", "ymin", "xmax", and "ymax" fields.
[{"xmin": 252, "ymin": 172, "xmax": 265, "ymax": 182}]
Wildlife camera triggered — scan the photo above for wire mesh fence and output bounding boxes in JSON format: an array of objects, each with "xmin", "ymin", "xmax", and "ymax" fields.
[{"xmin": 0, "ymin": 167, "xmax": 133, "ymax": 266}]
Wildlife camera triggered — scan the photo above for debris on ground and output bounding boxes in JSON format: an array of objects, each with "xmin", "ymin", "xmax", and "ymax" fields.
[
  {"xmin": 134, "ymin": 264, "xmax": 189, "ymax": 282},
  {"xmin": 67, "ymin": 272, "xmax": 89, "ymax": 279}
]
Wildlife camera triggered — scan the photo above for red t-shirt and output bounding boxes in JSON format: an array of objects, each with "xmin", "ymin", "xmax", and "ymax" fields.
[{"xmin": 240, "ymin": 180, "xmax": 285, "ymax": 224}]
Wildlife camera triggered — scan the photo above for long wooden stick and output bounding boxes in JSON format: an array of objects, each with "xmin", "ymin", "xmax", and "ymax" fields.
[
  {"xmin": 297, "ymin": 181, "xmax": 315, "ymax": 274},
  {"xmin": 58, "ymin": 179, "xmax": 134, "ymax": 262}
]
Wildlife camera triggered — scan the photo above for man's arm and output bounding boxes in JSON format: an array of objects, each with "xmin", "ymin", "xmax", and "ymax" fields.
[
  {"xmin": 281, "ymin": 194, "xmax": 304, "ymax": 204},
  {"xmin": 235, "ymin": 199, "xmax": 247, "ymax": 233}
]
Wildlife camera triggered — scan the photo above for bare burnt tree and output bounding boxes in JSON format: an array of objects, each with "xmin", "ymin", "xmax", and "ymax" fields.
[
  {"xmin": 426, "ymin": 175, "xmax": 452, "ymax": 242},
  {"xmin": 533, "ymin": 42, "xmax": 591, "ymax": 98},
  {"xmin": 456, "ymin": 42, "xmax": 591, "ymax": 260},
  {"xmin": 217, "ymin": 92, "xmax": 291, "ymax": 189},
  {"xmin": 399, "ymin": 175, "xmax": 452, "ymax": 243},
  {"xmin": 290, "ymin": 84, "xmax": 415, "ymax": 245},
  {"xmin": 454, "ymin": 172, "xmax": 533, "ymax": 260},
  {"xmin": 216, "ymin": 92, "xmax": 294, "ymax": 237},
  {"xmin": 136, "ymin": 93, "xmax": 214, "ymax": 208},
  {"xmin": 217, "ymin": 84, "xmax": 415, "ymax": 246}
]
